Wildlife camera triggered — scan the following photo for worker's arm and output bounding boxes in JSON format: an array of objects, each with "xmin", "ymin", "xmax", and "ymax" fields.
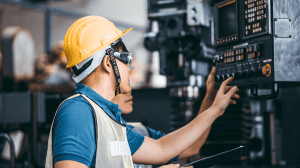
[
  {"xmin": 132, "ymin": 77, "xmax": 238, "ymax": 165},
  {"xmin": 178, "ymin": 67, "xmax": 239, "ymax": 159},
  {"xmin": 54, "ymin": 160, "xmax": 88, "ymax": 168},
  {"xmin": 54, "ymin": 161, "xmax": 189, "ymax": 168}
]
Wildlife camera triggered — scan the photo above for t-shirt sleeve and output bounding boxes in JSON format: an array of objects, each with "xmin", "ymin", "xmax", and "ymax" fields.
[
  {"xmin": 52, "ymin": 97, "xmax": 96, "ymax": 167},
  {"xmin": 146, "ymin": 126, "xmax": 166, "ymax": 139},
  {"xmin": 126, "ymin": 124, "xmax": 145, "ymax": 156}
]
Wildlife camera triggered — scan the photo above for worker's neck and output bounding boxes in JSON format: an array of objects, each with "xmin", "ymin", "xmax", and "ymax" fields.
[{"xmin": 83, "ymin": 75, "xmax": 116, "ymax": 102}]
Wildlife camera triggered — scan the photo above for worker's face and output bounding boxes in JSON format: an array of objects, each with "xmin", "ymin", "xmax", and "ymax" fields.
[{"xmin": 111, "ymin": 92, "xmax": 133, "ymax": 114}]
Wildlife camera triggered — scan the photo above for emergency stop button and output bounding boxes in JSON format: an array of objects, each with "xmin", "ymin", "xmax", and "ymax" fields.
[{"xmin": 262, "ymin": 64, "xmax": 271, "ymax": 77}]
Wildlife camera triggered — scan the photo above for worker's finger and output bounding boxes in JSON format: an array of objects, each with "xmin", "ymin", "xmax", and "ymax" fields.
[
  {"xmin": 206, "ymin": 67, "xmax": 216, "ymax": 83},
  {"xmin": 209, "ymin": 66, "xmax": 216, "ymax": 77},
  {"xmin": 230, "ymin": 99, "xmax": 237, "ymax": 105},
  {"xmin": 232, "ymin": 93, "xmax": 240, "ymax": 99},
  {"xmin": 225, "ymin": 86, "xmax": 233, "ymax": 93},
  {"xmin": 220, "ymin": 77, "xmax": 234, "ymax": 92},
  {"xmin": 225, "ymin": 86, "xmax": 238, "ymax": 98}
]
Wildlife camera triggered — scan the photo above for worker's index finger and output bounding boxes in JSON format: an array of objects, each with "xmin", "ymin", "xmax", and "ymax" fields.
[
  {"xmin": 220, "ymin": 77, "xmax": 234, "ymax": 91},
  {"xmin": 210, "ymin": 66, "xmax": 216, "ymax": 76},
  {"xmin": 226, "ymin": 86, "xmax": 238, "ymax": 98}
]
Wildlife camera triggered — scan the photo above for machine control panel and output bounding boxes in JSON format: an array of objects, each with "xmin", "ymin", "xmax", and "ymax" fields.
[{"xmin": 214, "ymin": 40, "xmax": 271, "ymax": 86}]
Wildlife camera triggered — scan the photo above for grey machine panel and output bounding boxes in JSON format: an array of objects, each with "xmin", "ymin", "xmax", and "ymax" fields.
[
  {"xmin": 2, "ymin": 92, "xmax": 31, "ymax": 124},
  {"xmin": 273, "ymin": 0, "xmax": 300, "ymax": 82},
  {"xmin": 0, "ymin": 92, "xmax": 46, "ymax": 124}
]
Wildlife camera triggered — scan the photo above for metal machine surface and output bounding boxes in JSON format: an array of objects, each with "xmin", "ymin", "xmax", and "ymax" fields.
[{"xmin": 213, "ymin": 0, "xmax": 300, "ymax": 99}]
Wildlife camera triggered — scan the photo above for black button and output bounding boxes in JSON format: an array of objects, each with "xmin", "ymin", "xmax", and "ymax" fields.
[
  {"xmin": 215, "ymin": 75, "xmax": 220, "ymax": 82},
  {"xmin": 221, "ymin": 74, "xmax": 226, "ymax": 81}
]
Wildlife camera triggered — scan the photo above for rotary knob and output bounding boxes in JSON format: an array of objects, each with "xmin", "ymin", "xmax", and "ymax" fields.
[
  {"xmin": 262, "ymin": 64, "xmax": 271, "ymax": 77},
  {"xmin": 221, "ymin": 74, "xmax": 225, "ymax": 81},
  {"xmin": 215, "ymin": 75, "xmax": 220, "ymax": 82}
]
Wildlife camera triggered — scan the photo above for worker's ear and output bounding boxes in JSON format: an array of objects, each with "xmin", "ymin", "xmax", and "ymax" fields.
[{"xmin": 101, "ymin": 55, "xmax": 113, "ymax": 74}]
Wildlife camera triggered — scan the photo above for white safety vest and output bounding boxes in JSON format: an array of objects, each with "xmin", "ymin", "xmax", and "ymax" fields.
[{"xmin": 45, "ymin": 94, "xmax": 134, "ymax": 168}]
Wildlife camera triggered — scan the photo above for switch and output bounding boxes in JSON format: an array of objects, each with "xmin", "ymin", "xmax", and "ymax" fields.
[
  {"xmin": 224, "ymin": 74, "xmax": 228, "ymax": 80},
  {"xmin": 226, "ymin": 74, "xmax": 230, "ymax": 79}
]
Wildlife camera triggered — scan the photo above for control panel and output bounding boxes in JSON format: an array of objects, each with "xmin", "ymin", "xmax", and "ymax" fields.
[{"xmin": 214, "ymin": 38, "xmax": 272, "ymax": 87}]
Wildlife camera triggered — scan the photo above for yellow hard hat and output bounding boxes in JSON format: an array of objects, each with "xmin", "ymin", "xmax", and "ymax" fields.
[{"xmin": 63, "ymin": 15, "xmax": 132, "ymax": 68}]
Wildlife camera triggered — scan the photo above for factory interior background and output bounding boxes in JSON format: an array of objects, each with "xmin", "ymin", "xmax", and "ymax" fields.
[{"xmin": 0, "ymin": 0, "xmax": 299, "ymax": 168}]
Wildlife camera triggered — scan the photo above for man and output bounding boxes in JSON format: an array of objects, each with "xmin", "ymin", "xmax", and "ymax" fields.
[{"xmin": 45, "ymin": 16, "xmax": 239, "ymax": 168}]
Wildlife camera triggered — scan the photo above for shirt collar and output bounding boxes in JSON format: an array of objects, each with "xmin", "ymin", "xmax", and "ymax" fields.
[{"xmin": 74, "ymin": 83, "xmax": 122, "ymax": 121}]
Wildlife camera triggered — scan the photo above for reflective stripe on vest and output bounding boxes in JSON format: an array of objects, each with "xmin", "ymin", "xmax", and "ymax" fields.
[{"xmin": 45, "ymin": 94, "xmax": 134, "ymax": 168}]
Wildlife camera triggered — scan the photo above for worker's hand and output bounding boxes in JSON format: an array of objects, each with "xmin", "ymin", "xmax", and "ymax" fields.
[
  {"xmin": 205, "ymin": 67, "xmax": 239, "ymax": 104},
  {"xmin": 210, "ymin": 77, "xmax": 239, "ymax": 117},
  {"xmin": 159, "ymin": 164, "xmax": 193, "ymax": 168},
  {"xmin": 111, "ymin": 92, "xmax": 133, "ymax": 114}
]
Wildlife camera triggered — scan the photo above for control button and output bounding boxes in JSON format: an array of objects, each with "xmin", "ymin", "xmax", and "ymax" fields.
[
  {"xmin": 215, "ymin": 75, "xmax": 220, "ymax": 82},
  {"xmin": 221, "ymin": 74, "xmax": 226, "ymax": 81},
  {"xmin": 213, "ymin": 55, "xmax": 219, "ymax": 62},
  {"xmin": 224, "ymin": 74, "xmax": 228, "ymax": 80},
  {"xmin": 230, "ymin": 73, "xmax": 235, "ymax": 78},
  {"xmin": 262, "ymin": 64, "xmax": 271, "ymax": 77},
  {"xmin": 265, "ymin": 63, "xmax": 271, "ymax": 77},
  {"xmin": 226, "ymin": 74, "xmax": 230, "ymax": 79},
  {"xmin": 219, "ymin": 55, "xmax": 224, "ymax": 62},
  {"xmin": 247, "ymin": 46, "xmax": 253, "ymax": 52}
]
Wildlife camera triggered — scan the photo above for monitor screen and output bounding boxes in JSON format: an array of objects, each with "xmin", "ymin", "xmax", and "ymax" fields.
[{"xmin": 218, "ymin": 1, "xmax": 237, "ymax": 39}]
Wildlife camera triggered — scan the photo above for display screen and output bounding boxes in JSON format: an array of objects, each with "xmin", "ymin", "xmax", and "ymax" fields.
[{"xmin": 218, "ymin": 1, "xmax": 237, "ymax": 39}]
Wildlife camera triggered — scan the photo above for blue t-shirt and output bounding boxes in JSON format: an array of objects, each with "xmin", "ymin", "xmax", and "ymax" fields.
[{"xmin": 52, "ymin": 84, "xmax": 145, "ymax": 167}]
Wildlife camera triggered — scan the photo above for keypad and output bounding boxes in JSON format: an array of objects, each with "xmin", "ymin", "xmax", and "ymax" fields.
[{"xmin": 245, "ymin": 0, "xmax": 267, "ymax": 36}]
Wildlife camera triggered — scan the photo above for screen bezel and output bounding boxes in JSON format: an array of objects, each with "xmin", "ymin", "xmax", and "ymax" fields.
[{"xmin": 214, "ymin": 0, "xmax": 239, "ymax": 46}]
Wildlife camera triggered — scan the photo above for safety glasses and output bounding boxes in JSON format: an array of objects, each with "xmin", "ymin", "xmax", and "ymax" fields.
[{"xmin": 113, "ymin": 52, "xmax": 133, "ymax": 69}]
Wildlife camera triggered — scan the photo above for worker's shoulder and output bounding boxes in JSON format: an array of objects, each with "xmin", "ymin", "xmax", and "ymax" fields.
[
  {"xmin": 58, "ymin": 95, "xmax": 93, "ymax": 113},
  {"xmin": 54, "ymin": 95, "xmax": 94, "ymax": 125}
]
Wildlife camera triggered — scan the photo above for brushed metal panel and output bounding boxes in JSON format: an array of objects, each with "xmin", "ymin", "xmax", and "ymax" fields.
[{"xmin": 273, "ymin": 0, "xmax": 300, "ymax": 82}]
